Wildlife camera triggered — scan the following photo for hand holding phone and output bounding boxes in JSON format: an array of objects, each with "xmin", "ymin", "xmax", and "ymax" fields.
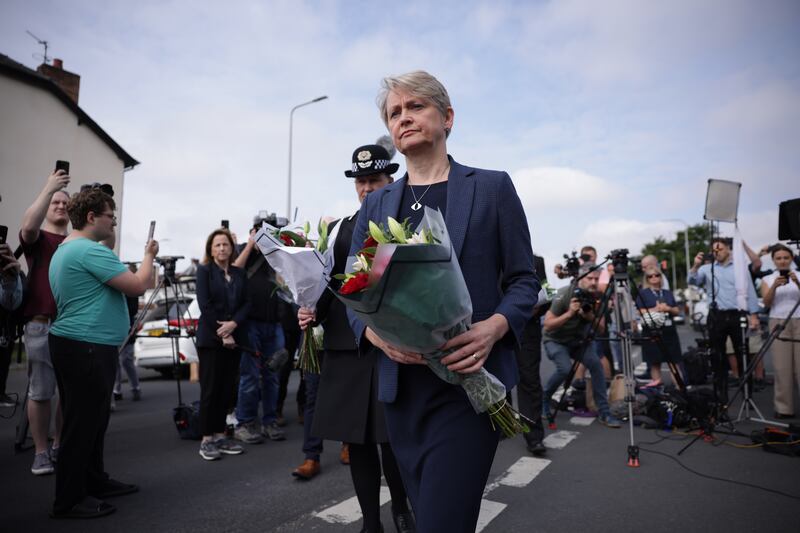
[{"xmin": 0, "ymin": 225, "xmax": 8, "ymax": 245}]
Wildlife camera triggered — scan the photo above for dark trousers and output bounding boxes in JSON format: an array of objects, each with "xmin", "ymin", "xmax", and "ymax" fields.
[
  {"xmin": 0, "ymin": 338, "xmax": 14, "ymax": 396},
  {"xmin": 197, "ymin": 345, "xmax": 240, "ymax": 436},
  {"xmin": 708, "ymin": 309, "xmax": 747, "ymax": 403},
  {"xmin": 349, "ymin": 442, "xmax": 409, "ymax": 532},
  {"xmin": 277, "ymin": 324, "xmax": 302, "ymax": 415},
  {"xmin": 384, "ymin": 364, "xmax": 499, "ymax": 533},
  {"xmin": 515, "ymin": 318, "xmax": 544, "ymax": 443},
  {"xmin": 302, "ymin": 371, "xmax": 323, "ymax": 460},
  {"xmin": 49, "ymin": 334, "xmax": 117, "ymax": 513}
]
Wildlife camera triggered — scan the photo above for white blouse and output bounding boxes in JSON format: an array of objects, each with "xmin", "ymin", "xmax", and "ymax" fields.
[{"xmin": 763, "ymin": 270, "xmax": 800, "ymax": 319}]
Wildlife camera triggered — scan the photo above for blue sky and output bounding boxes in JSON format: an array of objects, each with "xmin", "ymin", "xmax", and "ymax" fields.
[{"xmin": 3, "ymin": 0, "xmax": 799, "ymax": 281}]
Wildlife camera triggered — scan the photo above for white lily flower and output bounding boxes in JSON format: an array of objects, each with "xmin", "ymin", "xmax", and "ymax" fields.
[
  {"xmin": 352, "ymin": 254, "xmax": 370, "ymax": 272},
  {"xmin": 405, "ymin": 232, "xmax": 427, "ymax": 244}
]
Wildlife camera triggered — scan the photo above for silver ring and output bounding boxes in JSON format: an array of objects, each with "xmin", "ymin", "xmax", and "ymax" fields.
[{"xmin": 471, "ymin": 353, "xmax": 480, "ymax": 361}]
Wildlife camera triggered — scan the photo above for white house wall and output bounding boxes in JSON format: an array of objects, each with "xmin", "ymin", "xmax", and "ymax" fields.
[{"xmin": 0, "ymin": 74, "xmax": 128, "ymax": 255}]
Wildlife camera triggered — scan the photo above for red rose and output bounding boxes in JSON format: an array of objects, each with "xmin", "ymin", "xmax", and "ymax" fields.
[
  {"xmin": 364, "ymin": 236, "xmax": 379, "ymax": 248},
  {"xmin": 280, "ymin": 234, "xmax": 293, "ymax": 246},
  {"xmin": 339, "ymin": 273, "xmax": 369, "ymax": 295}
]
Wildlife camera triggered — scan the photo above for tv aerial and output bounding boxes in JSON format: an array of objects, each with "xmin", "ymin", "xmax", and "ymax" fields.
[{"xmin": 26, "ymin": 30, "xmax": 50, "ymax": 65}]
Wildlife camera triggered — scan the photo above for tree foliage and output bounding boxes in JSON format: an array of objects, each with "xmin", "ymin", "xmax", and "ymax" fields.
[{"xmin": 640, "ymin": 223, "xmax": 711, "ymax": 288}]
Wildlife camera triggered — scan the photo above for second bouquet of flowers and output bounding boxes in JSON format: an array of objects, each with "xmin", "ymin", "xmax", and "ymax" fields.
[
  {"xmin": 254, "ymin": 220, "xmax": 339, "ymax": 373},
  {"xmin": 335, "ymin": 207, "xmax": 527, "ymax": 437}
]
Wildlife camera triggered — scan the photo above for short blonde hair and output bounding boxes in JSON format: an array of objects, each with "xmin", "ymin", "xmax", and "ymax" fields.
[
  {"xmin": 642, "ymin": 266, "xmax": 664, "ymax": 290},
  {"xmin": 376, "ymin": 70, "xmax": 452, "ymax": 134}
]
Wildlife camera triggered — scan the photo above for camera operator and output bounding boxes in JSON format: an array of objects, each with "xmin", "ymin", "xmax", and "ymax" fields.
[
  {"xmin": 689, "ymin": 237, "xmax": 760, "ymax": 404},
  {"xmin": 0, "ymin": 242, "xmax": 23, "ymax": 407},
  {"xmin": 542, "ymin": 262, "xmax": 622, "ymax": 428}
]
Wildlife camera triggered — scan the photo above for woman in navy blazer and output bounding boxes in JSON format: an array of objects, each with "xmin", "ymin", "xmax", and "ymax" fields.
[
  {"xmin": 195, "ymin": 228, "xmax": 251, "ymax": 461},
  {"xmin": 347, "ymin": 71, "xmax": 539, "ymax": 532}
]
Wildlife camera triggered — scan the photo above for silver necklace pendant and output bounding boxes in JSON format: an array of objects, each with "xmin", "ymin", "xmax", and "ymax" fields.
[{"xmin": 411, "ymin": 201, "xmax": 422, "ymax": 211}]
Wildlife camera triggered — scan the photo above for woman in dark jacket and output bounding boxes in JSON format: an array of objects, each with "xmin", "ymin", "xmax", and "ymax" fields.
[
  {"xmin": 195, "ymin": 228, "xmax": 251, "ymax": 461},
  {"xmin": 636, "ymin": 266, "xmax": 682, "ymax": 387}
]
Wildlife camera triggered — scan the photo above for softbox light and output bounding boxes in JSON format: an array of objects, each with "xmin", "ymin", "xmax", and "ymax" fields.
[{"xmin": 704, "ymin": 179, "xmax": 741, "ymax": 223}]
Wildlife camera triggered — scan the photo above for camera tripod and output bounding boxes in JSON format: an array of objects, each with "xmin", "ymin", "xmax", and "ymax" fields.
[{"xmin": 545, "ymin": 251, "xmax": 687, "ymax": 467}]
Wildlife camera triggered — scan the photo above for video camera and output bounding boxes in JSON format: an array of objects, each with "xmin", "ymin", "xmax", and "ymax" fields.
[
  {"xmin": 155, "ymin": 255, "xmax": 184, "ymax": 283},
  {"xmin": 253, "ymin": 211, "xmax": 288, "ymax": 231},
  {"xmin": 562, "ymin": 251, "xmax": 581, "ymax": 278},
  {"xmin": 572, "ymin": 287, "xmax": 596, "ymax": 313},
  {"xmin": 608, "ymin": 248, "xmax": 630, "ymax": 275}
]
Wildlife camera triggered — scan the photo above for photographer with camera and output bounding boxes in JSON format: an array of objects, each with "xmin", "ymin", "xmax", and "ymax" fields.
[
  {"xmin": 760, "ymin": 244, "xmax": 800, "ymax": 419},
  {"xmin": 542, "ymin": 262, "xmax": 622, "ymax": 428},
  {"xmin": 230, "ymin": 215, "xmax": 288, "ymax": 444},
  {"xmin": 689, "ymin": 237, "xmax": 760, "ymax": 404},
  {"xmin": 0, "ymin": 241, "xmax": 23, "ymax": 408}
]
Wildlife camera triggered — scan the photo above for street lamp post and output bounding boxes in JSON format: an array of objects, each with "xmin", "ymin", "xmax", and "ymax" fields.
[
  {"xmin": 660, "ymin": 248, "xmax": 677, "ymax": 291},
  {"xmin": 664, "ymin": 218, "xmax": 691, "ymax": 286},
  {"xmin": 287, "ymin": 95, "xmax": 328, "ymax": 220}
]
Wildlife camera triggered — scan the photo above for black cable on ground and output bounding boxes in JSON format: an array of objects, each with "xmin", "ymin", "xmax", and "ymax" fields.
[{"xmin": 638, "ymin": 444, "xmax": 800, "ymax": 502}]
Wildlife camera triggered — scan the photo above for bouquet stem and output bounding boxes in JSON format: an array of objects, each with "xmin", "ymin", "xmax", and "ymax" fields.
[
  {"xmin": 487, "ymin": 399, "xmax": 530, "ymax": 438},
  {"xmin": 297, "ymin": 330, "xmax": 320, "ymax": 374}
]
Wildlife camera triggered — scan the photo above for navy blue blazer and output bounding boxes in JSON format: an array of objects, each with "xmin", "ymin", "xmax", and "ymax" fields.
[
  {"xmin": 347, "ymin": 157, "xmax": 540, "ymax": 403},
  {"xmin": 195, "ymin": 262, "xmax": 251, "ymax": 348}
]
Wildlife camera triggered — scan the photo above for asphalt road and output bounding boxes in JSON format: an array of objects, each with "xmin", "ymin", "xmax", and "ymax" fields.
[{"xmin": 1, "ymin": 325, "xmax": 799, "ymax": 533}]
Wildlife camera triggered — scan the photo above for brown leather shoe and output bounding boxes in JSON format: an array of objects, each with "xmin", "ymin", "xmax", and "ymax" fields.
[
  {"xmin": 340, "ymin": 443, "xmax": 350, "ymax": 465},
  {"xmin": 292, "ymin": 459, "xmax": 320, "ymax": 480}
]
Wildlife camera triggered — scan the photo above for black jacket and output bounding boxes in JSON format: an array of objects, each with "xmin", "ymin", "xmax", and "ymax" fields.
[
  {"xmin": 315, "ymin": 213, "xmax": 358, "ymax": 351},
  {"xmin": 195, "ymin": 262, "xmax": 251, "ymax": 348}
]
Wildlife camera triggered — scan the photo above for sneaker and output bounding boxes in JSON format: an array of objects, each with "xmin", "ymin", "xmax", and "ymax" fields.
[
  {"xmin": 572, "ymin": 407, "xmax": 597, "ymax": 418},
  {"xmin": 263, "ymin": 422, "xmax": 286, "ymax": 441},
  {"xmin": 215, "ymin": 438, "xmax": 244, "ymax": 455},
  {"xmin": 0, "ymin": 394, "xmax": 17, "ymax": 407},
  {"xmin": 113, "ymin": 392, "xmax": 123, "ymax": 401},
  {"xmin": 199, "ymin": 440, "xmax": 222, "ymax": 461},
  {"xmin": 132, "ymin": 389, "xmax": 142, "ymax": 402},
  {"xmin": 31, "ymin": 451, "xmax": 55, "ymax": 475},
  {"xmin": 275, "ymin": 413, "xmax": 287, "ymax": 427},
  {"xmin": 598, "ymin": 413, "xmax": 622, "ymax": 428},
  {"xmin": 234, "ymin": 422, "xmax": 264, "ymax": 444},
  {"xmin": 49, "ymin": 444, "xmax": 59, "ymax": 464}
]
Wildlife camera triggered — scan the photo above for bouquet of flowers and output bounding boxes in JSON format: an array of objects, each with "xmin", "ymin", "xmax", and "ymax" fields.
[
  {"xmin": 335, "ymin": 208, "xmax": 527, "ymax": 438},
  {"xmin": 254, "ymin": 219, "xmax": 339, "ymax": 373}
]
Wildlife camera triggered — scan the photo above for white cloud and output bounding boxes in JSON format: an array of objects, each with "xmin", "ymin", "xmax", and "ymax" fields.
[{"xmin": 511, "ymin": 166, "xmax": 618, "ymax": 210}]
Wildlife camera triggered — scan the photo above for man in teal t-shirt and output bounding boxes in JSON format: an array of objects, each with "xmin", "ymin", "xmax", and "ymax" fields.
[
  {"xmin": 47, "ymin": 187, "xmax": 158, "ymax": 520},
  {"xmin": 50, "ymin": 238, "xmax": 129, "ymax": 346}
]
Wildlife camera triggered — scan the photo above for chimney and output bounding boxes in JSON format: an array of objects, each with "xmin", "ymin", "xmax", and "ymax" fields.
[{"xmin": 37, "ymin": 58, "xmax": 81, "ymax": 105}]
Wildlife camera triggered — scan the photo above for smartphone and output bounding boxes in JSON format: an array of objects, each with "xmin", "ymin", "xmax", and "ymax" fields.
[
  {"xmin": 0, "ymin": 225, "xmax": 7, "ymax": 244},
  {"xmin": 221, "ymin": 219, "xmax": 229, "ymax": 230},
  {"xmin": 55, "ymin": 160, "xmax": 70, "ymax": 174},
  {"xmin": 147, "ymin": 220, "xmax": 156, "ymax": 242},
  {"xmin": 779, "ymin": 269, "xmax": 790, "ymax": 278}
]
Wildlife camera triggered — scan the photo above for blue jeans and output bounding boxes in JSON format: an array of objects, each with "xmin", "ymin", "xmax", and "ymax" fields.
[
  {"xmin": 302, "ymin": 371, "xmax": 323, "ymax": 461},
  {"xmin": 235, "ymin": 321, "xmax": 284, "ymax": 426},
  {"xmin": 543, "ymin": 340, "xmax": 609, "ymax": 415}
]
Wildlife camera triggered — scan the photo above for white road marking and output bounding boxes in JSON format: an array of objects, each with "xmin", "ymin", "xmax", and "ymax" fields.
[
  {"xmin": 315, "ymin": 486, "xmax": 390, "ymax": 524},
  {"xmin": 475, "ymin": 499, "xmax": 507, "ymax": 533},
  {"xmin": 543, "ymin": 430, "xmax": 580, "ymax": 449},
  {"xmin": 569, "ymin": 416, "xmax": 595, "ymax": 426},
  {"xmin": 497, "ymin": 456, "xmax": 551, "ymax": 487}
]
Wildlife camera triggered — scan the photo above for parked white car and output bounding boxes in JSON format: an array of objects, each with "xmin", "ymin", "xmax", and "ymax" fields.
[{"xmin": 133, "ymin": 293, "xmax": 197, "ymax": 377}]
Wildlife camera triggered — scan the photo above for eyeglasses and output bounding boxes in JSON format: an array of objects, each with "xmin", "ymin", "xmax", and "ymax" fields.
[
  {"xmin": 646, "ymin": 274, "xmax": 661, "ymax": 279},
  {"xmin": 95, "ymin": 212, "xmax": 117, "ymax": 223}
]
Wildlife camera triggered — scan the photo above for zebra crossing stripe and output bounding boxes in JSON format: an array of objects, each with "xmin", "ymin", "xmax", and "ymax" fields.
[
  {"xmin": 570, "ymin": 416, "xmax": 595, "ymax": 426},
  {"xmin": 543, "ymin": 430, "xmax": 580, "ymax": 449},
  {"xmin": 497, "ymin": 456, "xmax": 551, "ymax": 488},
  {"xmin": 314, "ymin": 486, "xmax": 390, "ymax": 524},
  {"xmin": 475, "ymin": 499, "xmax": 507, "ymax": 533}
]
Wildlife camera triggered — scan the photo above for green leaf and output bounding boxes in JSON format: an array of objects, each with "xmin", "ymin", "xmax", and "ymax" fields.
[
  {"xmin": 387, "ymin": 217, "xmax": 407, "ymax": 243},
  {"xmin": 368, "ymin": 221, "xmax": 390, "ymax": 244},
  {"xmin": 280, "ymin": 230, "xmax": 306, "ymax": 246},
  {"xmin": 303, "ymin": 221, "xmax": 311, "ymax": 236}
]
